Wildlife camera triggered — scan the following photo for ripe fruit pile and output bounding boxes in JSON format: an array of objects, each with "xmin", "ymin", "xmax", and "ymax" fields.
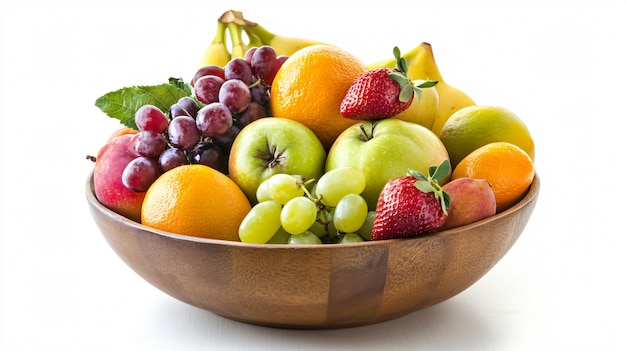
[
  {"xmin": 91, "ymin": 10, "xmax": 536, "ymax": 245},
  {"xmin": 119, "ymin": 45, "xmax": 287, "ymax": 192},
  {"xmin": 239, "ymin": 167, "xmax": 373, "ymax": 244}
]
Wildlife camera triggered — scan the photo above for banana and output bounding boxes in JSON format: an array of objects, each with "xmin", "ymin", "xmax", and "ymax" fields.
[
  {"xmin": 198, "ymin": 21, "xmax": 231, "ymax": 68},
  {"xmin": 242, "ymin": 22, "xmax": 327, "ymax": 56},
  {"xmin": 227, "ymin": 23, "xmax": 248, "ymax": 59},
  {"xmin": 243, "ymin": 27, "xmax": 264, "ymax": 48},
  {"xmin": 369, "ymin": 42, "xmax": 476, "ymax": 135}
]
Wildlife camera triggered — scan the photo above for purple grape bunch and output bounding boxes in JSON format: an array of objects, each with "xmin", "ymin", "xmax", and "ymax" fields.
[{"xmin": 121, "ymin": 45, "xmax": 288, "ymax": 192}]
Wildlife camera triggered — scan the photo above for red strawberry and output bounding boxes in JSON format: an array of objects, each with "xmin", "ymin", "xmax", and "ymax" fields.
[
  {"xmin": 340, "ymin": 47, "xmax": 437, "ymax": 120},
  {"xmin": 371, "ymin": 160, "xmax": 451, "ymax": 240}
]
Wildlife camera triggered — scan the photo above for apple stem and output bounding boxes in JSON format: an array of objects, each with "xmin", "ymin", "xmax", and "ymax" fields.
[{"xmin": 358, "ymin": 123, "xmax": 374, "ymax": 141}]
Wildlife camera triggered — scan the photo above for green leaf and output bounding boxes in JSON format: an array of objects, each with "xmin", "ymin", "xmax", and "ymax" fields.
[
  {"xmin": 432, "ymin": 159, "xmax": 451, "ymax": 181},
  {"xmin": 414, "ymin": 180, "xmax": 434, "ymax": 193},
  {"xmin": 408, "ymin": 169, "xmax": 428, "ymax": 182},
  {"xmin": 399, "ymin": 84, "xmax": 414, "ymax": 103},
  {"xmin": 417, "ymin": 80, "xmax": 438, "ymax": 88},
  {"xmin": 94, "ymin": 80, "xmax": 191, "ymax": 129},
  {"xmin": 168, "ymin": 77, "xmax": 192, "ymax": 96}
]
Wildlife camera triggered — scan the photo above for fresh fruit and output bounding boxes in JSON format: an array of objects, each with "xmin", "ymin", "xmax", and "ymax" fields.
[
  {"xmin": 371, "ymin": 161, "xmax": 451, "ymax": 240},
  {"xmin": 333, "ymin": 194, "xmax": 368, "ymax": 233},
  {"xmin": 440, "ymin": 178, "xmax": 497, "ymax": 230},
  {"xmin": 239, "ymin": 200, "xmax": 283, "ymax": 244},
  {"xmin": 141, "ymin": 164, "xmax": 251, "ymax": 240},
  {"xmin": 341, "ymin": 47, "xmax": 436, "ymax": 120},
  {"xmin": 369, "ymin": 42, "xmax": 475, "ymax": 135},
  {"xmin": 439, "ymin": 105, "xmax": 535, "ymax": 168},
  {"xmin": 393, "ymin": 84, "xmax": 439, "ymax": 129},
  {"xmin": 228, "ymin": 117, "xmax": 327, "ymax": 203},
  {"xmin": 287, "ymin": 231, "xmax": 323, "ymax": 245},
  {"xmin": 93, "ymin": 133, "xmax": 146, "ymax": 222},
  {"xmin": 198, "ymin": 20, "xmax": 231, "ymax": 68},
  {"xmin": 314, "ymin": 167, "xmax": 366, "ymax": 207},
  {"xmin": 266, "ymin": 173, "xmax": 305, "ymax": 205},
  {"xmin": 281, "ymin": 196, "xmax": 318, "ymax": 235},
  {"xmin": 452, "ymin": 142, "xmax": 534, "ymax": 213},
  {"xmin": 240, "ymin": 16, "xmax": 327, "ymax": 57},
  {"xmin": 121, "ymin": 156, "xmax": 160, "ymax": 192},
  {"xmin": 326, "ymin": 119, "xmax": 450, "ymax": 210},
  {"xmin": 269, "ymin": 44, "xmax": 368, "ymax": 149}
]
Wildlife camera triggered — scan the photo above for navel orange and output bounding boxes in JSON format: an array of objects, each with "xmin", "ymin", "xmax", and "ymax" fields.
[
  {"xmin": 141, "ymin": 164, "xmax": 251, "ymax": 241},
  {"xmin": 452, "ymin": 142, "xmax": 534, "ymax": 213},
  {"xmin": 269, "ymin": 45, "xmax": 368, "ymax": 149}
]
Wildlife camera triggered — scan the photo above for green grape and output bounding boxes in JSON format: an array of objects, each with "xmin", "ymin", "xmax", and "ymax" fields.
[
  {"xmin": 357, "ymin": 211, "xmax": 376, "ymax": 241},
  {"xmin": 281, "ymin": 197, "xmax": 317, "ymax": 234},
  {"xmin": 315, "ymin": 167, "xmax": 366, "ymax": 207},
  {"xmin": 267, "ymin": 173, "xmax": 304, "ymax": 205},
  {"xmin": 339, "ymin": 233, "xmax": 365, "ymax": 244},
  {"xmin": 333, "ymin": 194, "xmax": 368, "ymax": 233},
  {"xmin": 238, "ymin": 200, "xmax": 282, "ymax": 244},
  {"xmin": 255, "ymin": 178, "xmax": 271, "ymax": 203},
  {"xmin": 288, "ymin": 231, "xmax": 323, "ymax": 245},
  {"xmin": 325, "ymin": 208, "xmax": 339, "ymax": 240},
  {"xmin": 308, "ymin": 220, "xmax": 328, "ymax": 238},
  {"xmin": 266, "ymin": 227, "xmax": 291, "ymax": 244}
]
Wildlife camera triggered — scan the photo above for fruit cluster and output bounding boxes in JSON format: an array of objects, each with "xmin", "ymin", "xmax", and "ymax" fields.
[
  {"xmin": 117, "ymin": 45, "xmax": 287, "ymax": 193},
  {"xmin": 239, "ymin": 167, "xmax": 373, "ymax": 244},
  {"xmin": 91, "ymin": 10, "xmax": 536, "ymax": 244}
]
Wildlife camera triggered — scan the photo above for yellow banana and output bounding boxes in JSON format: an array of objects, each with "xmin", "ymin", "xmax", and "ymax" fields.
[
  {"xmin": 198, "ymin": 21, "xmax": 231, "ymax": 68},
  {"xmin": 242, "ymin": 22, "xmax": 327, "ymax": 56},
  {"xmin": 227, "ymin": 23, "xmax": 248, "ymax": 59},
  {"xmin": 369, "ymin": 42, "xmax": 476, "ymax": 135},
  {"xmin": 243, "ymin": 27, "xmax": 264, "ymax": 49}
]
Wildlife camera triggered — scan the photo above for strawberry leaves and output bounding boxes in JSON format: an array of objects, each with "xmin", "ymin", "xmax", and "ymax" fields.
[
  {"xmin": 387, "ymin": 46, "xmax": 437, "ymax": 102},
  {"xmin": 409, "ymin": 159, "xmax": 451, "ymax": 215}
]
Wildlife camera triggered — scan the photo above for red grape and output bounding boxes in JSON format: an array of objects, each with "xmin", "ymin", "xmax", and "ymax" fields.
[
  {"xmin": 194, "ymin": 75, "xmax": 224, "ymax": 105},
  {"xmin": 168, "ymin": 116, "xmax": 201, "ymax": 150},
  {"xmin": 224, "ymin": 58, "xmax": 253, "ymax": 85},
  {"xmin": 135, "ymin": 105, "xmax": 169, "ymax": 133},
  {"xmin": 177, "ymin": 97, "xmax": 200, "ymax": 118},
  {"xmin": 192, "ymin": 142, "xmax": 227, "ymax": 172},
  {"xmin": 264, "ymin": 55, "xmax": 288, "ymax": 86},
  {"xmin": 191, "ymin": 65, "xmax": 225, "ymax": 86},
  {"xmin": 159, "ymin": 147, "xmax": 188, "ymax": 172},
  {"xmin": 219, "ymin": 79, "xmax": 251, "ymax": 114},
  {"xmin": 251, "ymin": 45, "xmax": 277, "ymax": 82},
  {"xmin": 122, "ymin": 157, "xmax": 160, "ymax": 192},
  {"xmin": 196, "ymin": 102, "xmax": 233, "ymax": 138},
  {"xmin": 134, "ymin": 130, "xmax": 167, "ymax": 159},
  {"xmin": 236, "ymin": 102, "xmax": 267, "ymax": 128}
]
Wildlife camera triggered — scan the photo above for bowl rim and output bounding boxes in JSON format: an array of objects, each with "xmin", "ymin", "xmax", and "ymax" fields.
[{"xmin": 86, "ymin": 172, "xmax": 540, "ymax": 249}]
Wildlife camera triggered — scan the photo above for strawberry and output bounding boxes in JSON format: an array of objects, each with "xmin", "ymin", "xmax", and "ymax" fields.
[
  {"xmin": 371, "ymin": 160, "xmax": 451, "ymax": 240},
  {"xmin": 340, "ymin": 46, "xmax": 437, "ymax": 120}
]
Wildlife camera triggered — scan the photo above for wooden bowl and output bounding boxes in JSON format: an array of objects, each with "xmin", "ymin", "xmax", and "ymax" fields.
[{"xmin": 86, "ymin": 173, "xmax": 539, "ymax": 329}]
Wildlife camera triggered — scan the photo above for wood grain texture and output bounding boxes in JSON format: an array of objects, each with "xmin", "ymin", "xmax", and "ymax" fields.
[{"xmin": 86, "ymin": 174, "xmax": 539, "ymax": 329}]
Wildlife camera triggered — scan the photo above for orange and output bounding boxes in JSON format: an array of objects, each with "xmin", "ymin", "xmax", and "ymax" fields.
[
  {"xmin": 452, "ymin": 142, "xmax": 534, "ymax": 213},
  {"xmin": 141, "ymin": 164, "xmax": 251, "ymax": 241},
  {"xmin": 439, "ymin": 105, "xmax": 535, "ymax": 168},
  {"xmin": 269, "ymin": 44, "xmax": 368, "ymax": 149}
]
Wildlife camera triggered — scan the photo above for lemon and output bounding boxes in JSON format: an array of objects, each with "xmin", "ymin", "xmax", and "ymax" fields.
[{"xmin": 439, "ymin": 105, "xmax": 535, "ymax": 168}]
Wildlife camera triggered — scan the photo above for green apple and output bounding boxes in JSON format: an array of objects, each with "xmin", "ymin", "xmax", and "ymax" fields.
[
  {"xmin": 326, "ymin": 119, "xmax": 450, "ymax": 210},
  {"xmin": 228, "ymin": 117, "xmax": 327, "ymax": 203}
]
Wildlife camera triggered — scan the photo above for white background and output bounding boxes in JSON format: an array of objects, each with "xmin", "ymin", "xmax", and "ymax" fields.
[{"xmin": 1, "ymin": 0, "xmax": 624, "ymax": 350}]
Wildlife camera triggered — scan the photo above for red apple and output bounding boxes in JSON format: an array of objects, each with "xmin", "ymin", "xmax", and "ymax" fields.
[
  {"xmin": 440, "ymin": 177, "xmax": 496, "ymax": 230},
  {"xmin": 93, "ymin": 133, "xmax": 145, "ymax": 222}
]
